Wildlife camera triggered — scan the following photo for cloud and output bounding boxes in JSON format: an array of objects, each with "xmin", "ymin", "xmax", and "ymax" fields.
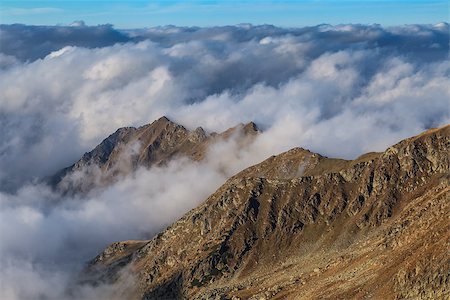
[
  {"xmin": 0, "ymin": 24, "xmax": 131, "ymax": 61},
  {"xmin": 0, "ymin": 23, "xmax": 449, "ymax": 299},
  {"xmin": 0, "ymin": 23, "xmax": 449, "ymax": 190},
  {"xmin": 70, "ymin": 21, "xmax": 86, "ymax": 27},
  {"xmin": 0, "ymin": 138, "xmax": 262, "ymax": 299}
]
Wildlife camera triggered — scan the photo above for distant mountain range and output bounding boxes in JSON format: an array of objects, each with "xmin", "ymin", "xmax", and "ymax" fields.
[{"xmin": 60, "ymin": 119, "xmax": 449, "ymax": 299}]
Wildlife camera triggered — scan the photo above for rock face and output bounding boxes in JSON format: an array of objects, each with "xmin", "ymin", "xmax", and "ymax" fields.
[
  {"xmin": 51, "ymin": 116, "xmax": 260, "ymax": 193},
  {"xmin": 84, "ymin": 124, "xmax": 450, "ymax": 300}
]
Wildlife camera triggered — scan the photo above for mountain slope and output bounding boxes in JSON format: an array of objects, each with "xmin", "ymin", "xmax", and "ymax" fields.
[
  {"xmin": 83, "ymin": 124, "xmax": 450, "ymax": 300},
  {"xmin": 51, "ymin": 117, "xmax": 260, "ymax": 193}
]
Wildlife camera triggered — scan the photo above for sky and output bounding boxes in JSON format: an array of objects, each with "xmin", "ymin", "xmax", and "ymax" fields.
[{"xmin": 0, "ymin": 0, "xmax": 448, "ymax": 28}]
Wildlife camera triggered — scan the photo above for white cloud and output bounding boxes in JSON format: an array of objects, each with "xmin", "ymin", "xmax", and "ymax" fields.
[
  {"xmin": 0, "ymin": 23, "xmax": 449, "ymax": 299},
  {"xmin": 1, "ymin": 24, "xmax": 449, "ymax": 188}
]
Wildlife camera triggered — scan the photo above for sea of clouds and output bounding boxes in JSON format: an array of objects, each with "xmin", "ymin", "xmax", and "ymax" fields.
[{"xmin": 0, "ymin": 22, "xmax": 449, "ymax": 299}]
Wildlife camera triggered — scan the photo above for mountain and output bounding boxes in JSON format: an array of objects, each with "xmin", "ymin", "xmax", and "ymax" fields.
[
  {"xmin": 51, "ymin": 116, "xmax": 260, "ymax": 193},
  {"xmin": 82, "ymin": 124, "xmax": 449, "ymax": 299}
]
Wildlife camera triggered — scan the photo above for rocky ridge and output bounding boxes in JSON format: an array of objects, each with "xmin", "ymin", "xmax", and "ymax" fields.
[
  {"xmin": 83, "ymin": 124, "xmax": 449, "ymax": 300},
  {"xmin": 52, "ymin": 116, "xmax": 260, "ymax": 193}
]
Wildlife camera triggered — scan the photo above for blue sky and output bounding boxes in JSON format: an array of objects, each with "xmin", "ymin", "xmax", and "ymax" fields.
[{"xmin": 0, "ymin": 0, "xmax": 448, "ymax": 28}]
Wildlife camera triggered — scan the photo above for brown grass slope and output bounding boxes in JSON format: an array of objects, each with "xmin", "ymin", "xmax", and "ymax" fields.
[{"xmin": 84, "ymin": 124, "xmax": 450, "ymax": 300}]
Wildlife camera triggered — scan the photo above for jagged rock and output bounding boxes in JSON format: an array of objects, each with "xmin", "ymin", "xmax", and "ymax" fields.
[{"xmin": 51, "ymin": 117, "xmax": 260, "ymax": 194}]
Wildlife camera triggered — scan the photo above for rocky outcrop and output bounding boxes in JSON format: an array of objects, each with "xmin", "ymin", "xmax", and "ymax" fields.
[
  {"xmin": 51, "ymin": 117, "xmax": 260, "ymax": 194},
  {"xmin": 83, "ymin": 124, "xmax": 449, "ymax": 299}
]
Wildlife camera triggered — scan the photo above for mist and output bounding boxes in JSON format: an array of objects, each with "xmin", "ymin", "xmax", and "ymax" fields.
[{"xmin": 0, "ymin": 23, "xmax": 449, "ymax": 299}]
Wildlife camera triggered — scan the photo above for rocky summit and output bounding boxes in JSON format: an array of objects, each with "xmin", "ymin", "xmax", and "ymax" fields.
[
  {"xmin": 51, "ymin": 116, "xmax": 260, "ymax": 194},
  {"xmin": 80, "ymin": 123, "xmax": 449, "ymax": 300}
]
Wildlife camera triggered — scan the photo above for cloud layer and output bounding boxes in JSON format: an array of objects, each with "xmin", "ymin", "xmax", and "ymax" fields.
[
  {"xmin": 0, "ymin": 23, "xmax": 449, "ymax": 299},
  {"xmin": 0, "ymin": 23, "xmax": 131, "ymax": 62},
  {"xmin": 1, "ymin": 23, "xmax": 449, "ymax": 191}
]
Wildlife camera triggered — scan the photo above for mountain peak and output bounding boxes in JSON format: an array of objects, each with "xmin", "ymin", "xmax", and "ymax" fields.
[
  {"xmin": 152, "ymin": 115, "xmax": 177, "ymax": 126},
  {"xmin": 242, "ymin": 121, "xmax": 260, "ymax": 135},
  {"xmin": 158, "ymin": 115, "xmax": 170, "ymax": 122},
  {"xmin": 52, "ymin": 117, "xmax": 264, "ymax": 193}
]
